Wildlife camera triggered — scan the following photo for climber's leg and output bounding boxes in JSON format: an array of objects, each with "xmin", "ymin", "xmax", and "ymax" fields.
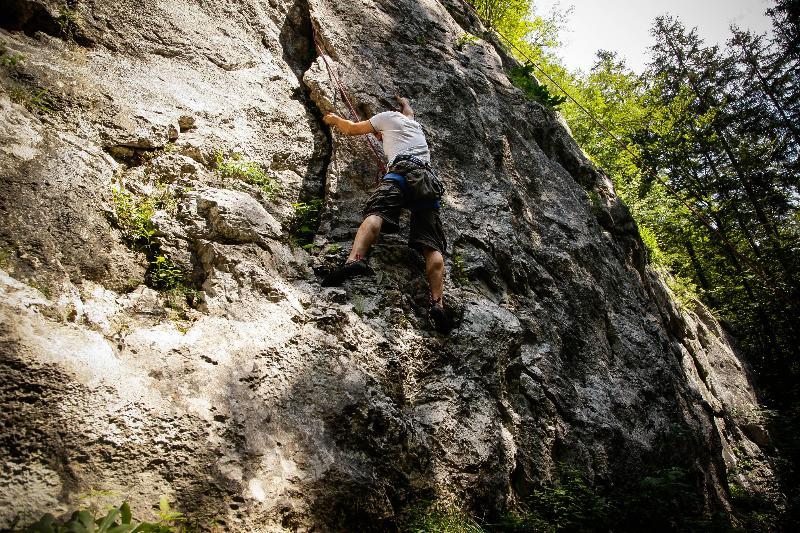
[
  {"xmin": 321, "ymin": 181, "xmax": 403, "ymax": 287},
  {"xmin": 423, "ymin": 247, "xmax": 444, "ymax": 303},
  {"xmin": 410, "ymin": 209, "xmax": 450, "ymax": 332},
  {"xmin": 347, "ymin": 215, "xmax": 383, "ymax": 262}
]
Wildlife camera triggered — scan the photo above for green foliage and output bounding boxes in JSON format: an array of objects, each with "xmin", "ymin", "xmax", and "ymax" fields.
[
  {"xmin": 111, "ymin": 190, "xmax": 157, "ymax": 250},
  {"xmin": 214, "ymin": 151, "xmax": 279, "ymax": 198},
  {"xmin": 455, "ymin": 33, "xmax": 479, "ymax": 50},
  {"xmin": 415, "ymin": 35, "xmax": 428, "ymax": 46},
  {"xmin": 148, "ymin": 256, "xmax": 183, "ymax": 291},
  {"xmin": 401, "ymin": 466, "xmax": 736, "ymax": 532},
  {"xmin": 1, "ymin": 40, "xmax": 24, "ymax": 67},
  {"xmin": 8, "ymin": 86, "xmax": 56, "ymax": 114},
  {"xmin": 508, "ymin": 64, "xmax": 567, "ymax": 109},
  {"xmin": 405, "ymin": 501, "xmax": 483, "ymax": 533},
  {"xmin": 451, "ymin": 253, "xmax": 469, "ymax": 286},
  {"xmin": 56, "ymin": 8, "xmax": 80, "ymax": 41},
  {"xmin": 288, "ymin": 198, "xmax": 323, "ymax": 245},
  {"xmin": 19, "ymin": 498, "xmax": 187, "ymax": 533},
  {"xmin": 111, "ymin": 188, "xmax": 194, "ymax": 298},
  {"xmin": 523, "ymin": 466, "xmax": 610, "ymax": 532}
]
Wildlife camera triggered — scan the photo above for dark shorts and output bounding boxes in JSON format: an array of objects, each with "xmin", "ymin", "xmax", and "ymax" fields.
[{"xmin": 362, "ymin": 181, "xmax": 447, "ymax": 255}]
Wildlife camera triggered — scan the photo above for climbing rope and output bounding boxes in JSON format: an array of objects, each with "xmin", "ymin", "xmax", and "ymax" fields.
[
  {"xmin": 310, "ymin": 23, "xmax": 387, "ymax": 177},
  {"xmin": 459, "ymin": 0, "xmax": 794, "ymax": 304}
]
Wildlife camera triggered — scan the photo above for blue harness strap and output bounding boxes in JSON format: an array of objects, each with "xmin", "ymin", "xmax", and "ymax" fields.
[
  {"xmin": 382, "ymin": 173, "xmax": 441, "ymax": 211},
  {"xmin": 383, "ymin": 173, "xmax": 410, "ymax": 197}
]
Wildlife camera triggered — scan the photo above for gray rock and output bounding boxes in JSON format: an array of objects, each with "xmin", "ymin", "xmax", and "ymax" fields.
[
  {"xmin": 196, "ymin": 188, "xmax": 282, "ymax": 244},
  {"xmin": 0, "ymin": 0, "xmax": 782, "ymax": 529}
]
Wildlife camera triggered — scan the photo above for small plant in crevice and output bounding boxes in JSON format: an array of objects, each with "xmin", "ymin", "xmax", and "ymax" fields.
[
  {"xmin": 455, "ymin": 32, "xmax": 479, "ymax": 50},
  {"xmin": 1, "ymin": 40, "xmax": 24, "ymax": 68},
  {"xmin": 451, "ymin": 253, "xmax": 469, "ymax": 286},
  {"xmin": 287, "ymin": 198, "xmax": 323, "ymax": 248},
  {"xmin": 214, "ymin": 151, "xmax": 280, "ymax": 199},
  {"xmin": 404, "ymin": 500, "xmax": 483, "ymax": 533},
  {"xmin": 507, "ymin": 63, "xmax": 566, "ymax": 110},
  {"xmin": 148, "ymin": 255, "xmax": 184, "ymax": 291},
  {"xmin": 56, "ymin": 7, "xmax": 81, "ymax": 41},
  {"xmin": 8, "ymin": 86, "xmax": 56, "ymax": 114},
  {"xmin": 111, "ymin": 190, "xmax": 157, "ymax": 250},
  {"xmin": 17, "ymin": 496, "xmax": 195, "ymax": 533},
  {"xmin": 110, "ymin": 188, "xmax": 196, "ymax": 304}
]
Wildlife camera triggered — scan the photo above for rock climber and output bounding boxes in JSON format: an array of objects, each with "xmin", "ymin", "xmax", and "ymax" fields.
[{"xmin": 321, "ymin": 96, "xmax": 450, "ymax": 332}]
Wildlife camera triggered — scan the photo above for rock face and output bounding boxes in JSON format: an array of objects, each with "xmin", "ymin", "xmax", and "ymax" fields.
[{"xmin": 0, "ymin": 0, "xmax": 781, "ymax": 530}]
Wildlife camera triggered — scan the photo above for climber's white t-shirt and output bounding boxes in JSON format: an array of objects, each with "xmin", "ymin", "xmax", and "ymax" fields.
[{"xmin": 369, "ymin": 111, "xmax": 430, "ymax": 166}]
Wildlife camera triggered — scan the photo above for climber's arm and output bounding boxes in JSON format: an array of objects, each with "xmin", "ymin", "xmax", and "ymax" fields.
[{"xmin": 323, "ymin": 113, "xmax": 375, "ymax": 136}]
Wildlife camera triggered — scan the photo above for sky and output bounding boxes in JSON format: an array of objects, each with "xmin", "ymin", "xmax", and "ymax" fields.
[{"xmin": 533, "ymin": 0, "xmax": 776, "ymax": 73}]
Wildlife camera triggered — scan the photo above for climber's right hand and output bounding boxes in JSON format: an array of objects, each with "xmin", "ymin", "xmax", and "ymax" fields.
[{"xmin": 323, "ymin": 113, "xmax": 341, "ymax": 126}]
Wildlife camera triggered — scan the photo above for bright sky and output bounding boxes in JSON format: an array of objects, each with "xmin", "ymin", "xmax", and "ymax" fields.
[{"xmin": 534, "ymin": 0, "xmax": 776, "ymax": 73}]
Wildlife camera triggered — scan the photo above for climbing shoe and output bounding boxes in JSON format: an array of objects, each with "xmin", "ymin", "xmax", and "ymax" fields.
[
  {"xmin": 428, "ymin": 297, "xmax": 451, "ymax": 333},
  {"xmin": 321, "ymin": 258, "xmax": 374, "ymax": 287}
]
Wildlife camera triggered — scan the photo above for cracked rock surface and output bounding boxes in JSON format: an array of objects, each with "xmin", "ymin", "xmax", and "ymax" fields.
[{"xmin": 0, "ymin": 0, "xmax": 781, "ymax": 530}]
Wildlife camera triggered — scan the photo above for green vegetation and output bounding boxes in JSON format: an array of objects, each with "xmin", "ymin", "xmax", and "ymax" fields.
[
  {"xmin": 2, "ymin": 40, "xmax": 54, "ymax": 114},
  {"xmin": 520, "ymin": 466, "xmax": 611, "ymax": 531},
  {"xmin": 288, "ymin": 198, "xmax": 323, "ymax": 245},
  {"xmin": 110, "ymin": 188, "xmax": 194, "ymax": 298},
  {"xmin": 1, "ymin": 40, "xmax": 24, "ymax": 67},
  {"xmin": 455, "ymin": 33, "xmax": 480, "ymax": 50},
  {"xmin": 451, "ymin": 253, "xmax": 469, "ymax": 286},
  {"xmin": 148, "ymin": 255, "xmax": 184, "ymax": 291},
  {"xmin": 8, "ymin": 87, "xmax": 56, "ymax": 114},
  {"xmin": 111, "ymin": 190, "xmax": 157, "ymax": 249},
  {"xmin": 18, "ymin": 497, "xmax": 189, "ymax": 533},
  {"xmin": 214, "ymin": 151, "xmax": 279, "ymax": 198},
  {"xmin": 508, "ymin": 63, "xmax": 566, "ymax": 109},
  {"xmin": 406, "ymin": 501, "xmax": 483, "ymax": 533},
  {"xmin": 56, "ymin": 8, "xmax": 80, "ymax": 41},
  {"xmin": 403, "ymin": 466, "xmax": 743, "ymax": 532}
]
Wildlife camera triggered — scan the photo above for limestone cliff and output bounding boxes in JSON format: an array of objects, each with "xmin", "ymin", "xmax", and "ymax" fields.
[{"xmin": 0, "ymin": 0, "xmax": 781, "ymax": 530}]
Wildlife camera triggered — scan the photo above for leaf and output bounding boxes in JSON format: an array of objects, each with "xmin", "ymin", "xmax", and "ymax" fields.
[
  {"xmin": 25, "ymin": 514, "xmax": 56, "ymax": 533},
  {"xmin": 120, "ymin": 503, "xmax": 132, "ymax": 525},
  {"xmin": 158, "ymin": 496, "xmax": 170, "ymax": 513},
  {"xmin": 76, "ymin": 510, "xmax": 96, "ymax": 531},
  {"xmin": 96, "ymin": 509, "xmax": 120, "ymax": 532},
  {"xmin": 107, "ymin": 526, "xmax": 139, "ymax": 533}
]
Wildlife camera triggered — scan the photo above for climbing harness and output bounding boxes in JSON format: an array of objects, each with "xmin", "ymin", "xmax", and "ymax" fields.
[
  {"xmin": 387, "ymin": 154, "xmax": 445, "ymax": 208},
  {"xmin": 459, "ymin": 0, "xmax": 794, "ymax": 304},
  {"xmin": 310, "ymin": 23, "xmax": 387, "ymax": 180}
]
